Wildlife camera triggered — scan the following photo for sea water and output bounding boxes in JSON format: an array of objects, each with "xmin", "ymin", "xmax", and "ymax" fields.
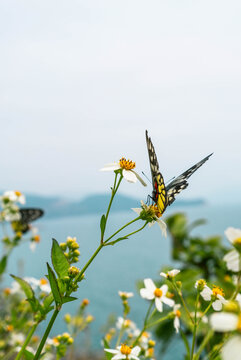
[{"xmin": 4, "ymin": 203, "xmax": 241, "ymax": 358}]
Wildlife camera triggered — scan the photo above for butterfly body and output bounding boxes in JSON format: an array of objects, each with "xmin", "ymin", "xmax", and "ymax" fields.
[
  {"xmin": 11, "ymin": 208, "xmax": 44, "ymax": 233},
  {"xmin": 146, "ymin": 130, "xmax": 212, "ymax": 215}
]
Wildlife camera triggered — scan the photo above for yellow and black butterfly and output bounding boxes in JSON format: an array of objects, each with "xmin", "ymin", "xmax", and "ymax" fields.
[
  {"xmin": 11, "ymin": 208, "xmax": 44, "ymax": 234},
  {"xmin": 146, "ymin": 130, "xmax": 213, "ymax": 216}
]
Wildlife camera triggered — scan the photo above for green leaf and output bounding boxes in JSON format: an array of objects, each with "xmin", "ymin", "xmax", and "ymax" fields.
[
  {"xmin": 0, "ymin": 255, "xmax": 7, "ymax": 275},
  {"xmin": 42, "ymin": 293, "xmax": 54, "ymax": 312},
  {"xmin": 51, "ymin": 238, "xmax": 69, "ymax": 279},
  {"xmin": 62, "ymin": 296, "xmax": 77, "ymax": 304},
  {"xmin": 47, "ymin": 263, "xmax": 62, "ymax": 306},
  {"xmin": 10, "ymin": 275, "xmax": 35, "ymax": 300},
  {"xmin": 107, "ymin": 236, "xmax": 128, "ymax": 246},
  {"xmin": 22, "ymin": 349, "xmax": 34, "ymax": 359},
  {"xmin": 100, "ymin": 214, "xmax": 106, "ymax": 237}
]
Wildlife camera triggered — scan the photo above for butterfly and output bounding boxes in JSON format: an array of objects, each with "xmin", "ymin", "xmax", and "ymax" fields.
[
  {"xmin": 145, "ymin": 130, "xmax": 213, "ymax": 216},
  {"xmin": 11, "ymin": 208, "xmax": 44, "ymax": 234}
]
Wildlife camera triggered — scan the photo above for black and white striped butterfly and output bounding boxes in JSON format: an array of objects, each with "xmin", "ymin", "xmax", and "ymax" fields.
[
  {"xmin": 11, "ymin": 208, "xmax": 44, "ymax": 234},
  {"xmin": 146, "ymin": 130, "xmax": 213, "ymax": 215}
]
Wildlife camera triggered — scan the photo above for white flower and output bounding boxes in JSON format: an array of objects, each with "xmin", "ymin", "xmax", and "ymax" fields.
[
  {"xmin": 160, "ymin": 269, "xmax": 180, "ymax": 279},
  {"xmin": 2, "ymin": 190, "xmax": 25, "ymax": 205},
  {"xmin": 224, "ymin": 249, "xmax": 241, "ymax": 272},
  {"xmin": 140, "ymin": 279, "xmax": 174, "ymax": 312},
  {"xmin": 9, "ymin": 333, "xmax": 25, "ymax": 346},
  {"xmin": 118, "ymin": 291, "xmax": 134, "ymax": 299},
  {"xmin": 132, "ymin": 201, "xmax": 167, "ymax": 237},
  {"xmin": 222, "ymin": 336, "xmax": 241, "ymax": 360},
  {"xmin": 24, "ymin": 277, "xmax": 51, "ymax": 294},
  {"xmin": 100, "ymin": 158, "xmax": 146, "ymax": 186},
  {"xmin": 198, "ymin": 284, "xmax": 227, "ymax": 311},
  {"xmin": 105, "ymin": 344, "xmax": 141, "ymax": 360},
  {"xmin": 210, "ymin": 312, "xmax": 240, "ymax": 332},
  {"xmin": 116, "ymin": 317, "xmax": 137, "ymax": 332},
  {"xmin": 173, "ymin": 304, "xmax": 181, "ymax": 333},
  {"xmin": 225, "ymin": 227, "xmax": 241, "ymax": 245}
]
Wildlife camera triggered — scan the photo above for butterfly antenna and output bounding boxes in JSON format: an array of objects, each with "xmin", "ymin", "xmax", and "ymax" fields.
[{"xmin": 142, "ymin": 171, "xmax": 152, "ymax": 184}]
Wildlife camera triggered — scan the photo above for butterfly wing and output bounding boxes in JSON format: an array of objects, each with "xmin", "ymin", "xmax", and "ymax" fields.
[
  {"xmin": 12, "ymin": 208, "xmax": 44, "ymax": 234},
  {"xmin": 146, "ymin": 130, "xmax": 168, "ymax": 215},
  {"xmin": 166, "ymin": 153, "xmax": 213, "ymax": 206}
]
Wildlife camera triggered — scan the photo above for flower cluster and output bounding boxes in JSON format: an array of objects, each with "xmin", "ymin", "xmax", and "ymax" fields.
[
  {"xmin": 0, "ymin": 190, "xmax": 25, "ymax": 222},
  {"xmin": 60, "ymin": 236, "xmax": 80, "ymax": 264}
]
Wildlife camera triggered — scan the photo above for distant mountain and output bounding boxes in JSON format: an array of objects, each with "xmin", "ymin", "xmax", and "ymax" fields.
[{"xmin": 21, "ymin": 193, "xmax": 206, "ymax": 219}]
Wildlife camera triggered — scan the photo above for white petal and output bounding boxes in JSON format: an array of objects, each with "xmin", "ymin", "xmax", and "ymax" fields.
[
  {"xmin": 224, "ymin": 250, "xmax": 241, "ymax": 272},
  {"xmin": 160, "ymin": 284, "xmax": 168, "ymax": 296},
  {"xmin": 222, "ymin": 336, "xmax": 241, "ymax": 360},
  {"xmin": 200, "ymin": 286, "xmax": 212, "ymax": 301},
  {"xmin": 162, "ymin": 296, "xmax": 175, "ymax": 308},
  {"xmin": 236, "ymin": 294, "xmax": 241, "ymax": 308},
  {"xmin": 29, "ymin": 242, "xmax": 36, "ymax": 252},
  {"xmin": 131, "ymin": 346, "xmax": 141, "ymax": 356},
  {"xmin": 155, "ymin": 298, "xmax": 163, "ymax": 312},
  {"xmin": 225, "ymin": 227, "xmax": 241, "ymax": 244},
  {"xmin": 212, "ymin": 300, "xmax": 222, "ymax": 311},
  {"xmin": 174, "ymin": 304, "xmax": 181, "ymax": 312},
  {"xmin": 100, "ymin": 163, "xmax": 120, "ymax": 171},
  {"xmin": 104, "ymin": 349, "xmax": 119, "ymax": 354},
  {"xmin": 140, "ymin": 288, "xmax": 154, "ymax": 300},
  {"xmin": 112, "ymin": 354, "xmax": 126, "ymax": 360},
  {"xmin": 131, "ymin": 208, "xmax": 142, "ymax": 215},
  {"xmin": 156, "ymin": 218, "xmax": 167, "ymax": 237},
  {"xmin": 174, "ymin": 316, "xmax": 180, "ymax": 333},
  {"xmin": 210, "ymin": 313, "xmax": 238, "ymax": 332},
  {"xmin": 144, "ymin": 279, "xmax": 156, "ymax": 293},
  {"xmin": 122, "ymin": 169, "xmax": 137, "ymax": 183},
  {"xmin": 160, "ymin": 272, "xmax": 167, "ymax": 278},
  {"xmin": 130, "ymin": 170, "xmax": 147, "ymax": 186},
  {"xmin": 169, "ymin": 269, "xmax": 180, "ymax": 277}
]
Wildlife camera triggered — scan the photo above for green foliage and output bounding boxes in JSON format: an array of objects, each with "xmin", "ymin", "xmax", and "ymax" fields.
[
  {"xmin": 0, "ymin": 255, "xmax": 7, "ymax": 275},
  {"xmin": 47, "ymin": 263, "xmax": 62, "ymax": 306},
  {"xmin": 51, "ymin": 238, "xmax": 70, "ymax": 279}
]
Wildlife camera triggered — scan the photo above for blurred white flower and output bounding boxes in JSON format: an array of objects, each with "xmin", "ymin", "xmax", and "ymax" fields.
[
  {"xmin": 140, "ymin": 279, "xmax": 174, "ymax": 312},
  {"xmin": 118, "ymin": 291, "xmax": 134, "ymax": 299},
  {"xmin": 1, "ymin": 191, "xmax": 25, "ymax": 205},
  {"xmin": 160, "ymin": 269, "xmax": 180, "ymax": 279},
  {"xmin": 105, "ymin": 344, "xmax": 141, "ymax": 360},
  {"xmin": 224, "ymin": 250, "xmax": 241, "ymax": 272},
  {"xmin": 116, "ymin": 317, "xmax": 137, "ymax": 333},
  {"xmin": 100, "ymin": 158, "xmax": 146, "ymax": 186},
  {"xmin": 173, "ymin": 304, "xmax": 181, "ymax": 333}
]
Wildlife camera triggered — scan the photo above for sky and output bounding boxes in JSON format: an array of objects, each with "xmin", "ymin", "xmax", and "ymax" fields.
[{"xmin": 0, "ymin": 0, "xmax": 241, "ymax": 204}]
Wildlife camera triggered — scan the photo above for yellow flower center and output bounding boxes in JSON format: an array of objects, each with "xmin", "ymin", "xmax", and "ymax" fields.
[
  {"xmin": 212, "ymin": 285, "xmax": 225, "ymax": 297},
  {"xmin": 175, "ymin": 310, "xmax": 181, "ymax": 318},
  {"xmin": 119, "ymin": 158, "xmax": 136, "ymax": 170},
  {"xmin": 147, "ymin": 348, "xmax": 154, "ymax": 356},
  {"xmin": 142, "ymin": 331, "xmax": 149, "ymax": 338},
  {"xmin": 150, "ymin": 205, "xmax": 161, "ymax": 218},
  {"xmin": 33, "ymin": 235, "xmax": 40, "ymax": 243},
  {"xmin": 40, "ymin": 278, "xmax": 48, "ymax": 285},
  {"xmin": 15, "ymin": 191, "xmax": 22, "ymax": 197},
  {"xmin": 154, "ymin": 288, "xmax": 163, "ymax": 298},
  {"xmin": 234, "ymin": 237, "xmax": 241, "ymax": 246},
  {"xmin": 124, "ymin": 319, "xmax": 131, "ymax": 327},
  {"xmin": 6, "ymin": 325, "xmax": 14, "ymax": 332},
  {"xmin": 237, "ymin": 314, "xmax": 241, "ymax": 332},
  {"xmin": 53, "ymin": 337, "xmax": 59, "ymax": 345},
  {"xmin": 120, "ymin": 344, "xmax": 132, "ymax": 355}
]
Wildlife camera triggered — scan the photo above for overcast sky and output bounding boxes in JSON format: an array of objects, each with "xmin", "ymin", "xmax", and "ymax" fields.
[{"xmin": 0, "ymin": 0, "xmax": 241, "ymax": 204}]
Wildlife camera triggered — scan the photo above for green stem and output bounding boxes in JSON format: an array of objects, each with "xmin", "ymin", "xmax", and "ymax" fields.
[
  {"xmin": 197, "ymin": 301, "xmax": 213, "ymax": 326},
  {"xmin": 73, "ymin": 243, "xmax": 104, "ymax": 287},
  {"xmin": 194, "ymin": 329, "xmax": 213, "ymax": 360},
  {"xmin": 105, "ymin": 174, "xmax": 122, "ymax": 223},
  {"xmin": 104, "ymin": 217, "xmax": 141, "ymax": 244},
  {"xmin": 15, "ymin": 323, "xmax": 38, "ymax": 360},
  {"xmin": 33, "ymin": 309, "xmax": 59, "ymax": 360},
  {"xmin": 132, "ymin": 300, "xmax": 154, "ymax": 347},
  {"xmin": 190, "ymin": 293, "xmax": 200, "ymax": 359},
  {"xmin": 172, "ymin": 282, "xmax": 194, "ymax": 324},
  {"xmin": 146, "ymin": 314, "xmax": 171, "ymax": 328},
  {"xmin": 116, "ymin": 313, "xmax": 128, "ymax": 347}
]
